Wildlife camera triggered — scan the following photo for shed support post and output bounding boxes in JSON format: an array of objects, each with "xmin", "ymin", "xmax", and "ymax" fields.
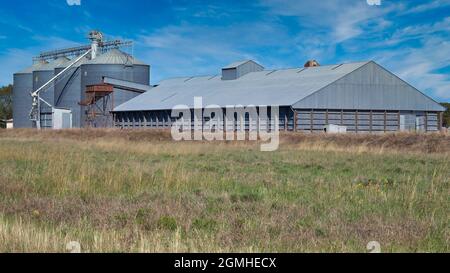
[
  {"xmin": 439, "ymin": 112, "xmax": 443, "ymax": 131},
  {"xmin": 284, "ymin": 113, "xmax": 288, "ymax": 132},
  {"xmin": 293, "ymin": 109, "xmax": 298, "ymax": 132},
  {"xmin": 143, "ymin": 112, "xmax": 147, "ymax": 128},
  {"xmin": 111, "ymin": 113, "xmax": 114, "ymax": 128},
  {"xmin": 425, "ymin": 112, "xmax": 428, "ymax": 133},
  {"xmin": 168, "ymin": 111, "xmax": 172, "ymax": 127},
  {"xmin": 384, "ymin": 111, "xmax": 387, "ymax": 133}
]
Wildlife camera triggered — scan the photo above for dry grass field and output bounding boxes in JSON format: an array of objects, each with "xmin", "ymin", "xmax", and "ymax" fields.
[{"xmin": 0, "ymin": 129, "xmax": 448, "ymax": 252}]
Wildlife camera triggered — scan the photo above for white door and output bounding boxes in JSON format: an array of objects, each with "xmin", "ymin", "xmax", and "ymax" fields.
[{"xmin": 400, "ymin": 115, "xmax": 406, "ymax": 131}]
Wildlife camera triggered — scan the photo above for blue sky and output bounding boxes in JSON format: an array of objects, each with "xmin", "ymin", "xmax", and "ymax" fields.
[{"xmin": 0, "ymin": 0, "xmax": 449, "ymax": 101}]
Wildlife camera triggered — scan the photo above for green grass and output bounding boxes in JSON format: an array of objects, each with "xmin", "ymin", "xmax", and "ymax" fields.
[{"xmin": 0, "ymin": 132, "xmax": 448, "ymax": 253}]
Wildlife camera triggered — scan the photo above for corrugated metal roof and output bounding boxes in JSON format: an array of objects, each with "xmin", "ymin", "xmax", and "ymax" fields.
[
  {"xmin": 103, "ymin": 77, "xmax": 152, "ymax": 92},
  {"xmin": 15, "ymin": 60, "xmax": 49, "ymax": 74},
  {"xmin": 223, "ymin": 60, "xmax": 255, "ymax": 69},
  {"xmin": 56, "ymin": 55, "xmax": 90, "ymax": 69},
  {"xmin": 114, "ymin": 61, "xmax": 369, "ymax": 112},
  {"xmin": 86, "ymin": 49, "xmax": 147, "ymax": 65}
]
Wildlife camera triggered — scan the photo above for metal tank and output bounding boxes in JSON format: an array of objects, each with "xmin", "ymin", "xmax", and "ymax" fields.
[
  {"xmin": 32, "ymin": 57, "xmax": 71, "ymax": 128},
  {"xmin": 53, "ymin": 56, "xmax": 89, "ymax": 128},
  {"xmin": 12, "ymin": 60, "xmax": 48, "ymax": 128},
  {"xmin": 56, "ymin": 49, "xmax": 149, "ymax": 128},
  {"xmin": 33, "ymin": 57, "xmax": 70, "ymax": 106}
]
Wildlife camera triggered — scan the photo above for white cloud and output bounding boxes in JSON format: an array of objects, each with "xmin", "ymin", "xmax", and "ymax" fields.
[
  {"xmin": 385, "ymin": 17, "xmax": 450, "ymax": 46},
  {"xmin": 255, "ymin": 0, "xmax": 401, "ymax": 70},
  {"xmin": 66, "ymin": 0, "xmax": 81, "ymax": 6},
  {"xmin": 403, "ymin": 0, "xmax": 450, "ymax": 14},
  {"xmin": 374, "ymin": 37, "xmax": 450, "ymax": 100},
  {"xmin": 136, "ymin": 22, "xmax": 294, "ymax": 82},
  {"xmin": 0, "ymin": 49, "xmax": 34, "ymax": 85},
  {"xmin": 259, "ymin": 0, "xmax": 393, "ymax": 43},
  {"xmin": 0, "ymin": 36, "xmax": 82, "ymax": 85}
]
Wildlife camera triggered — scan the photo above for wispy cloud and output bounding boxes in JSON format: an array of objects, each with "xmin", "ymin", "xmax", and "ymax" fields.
[
  {"xmin": 0, "ymin": 48, "xmax": 34, "ymax": 85},
  {"xmin": 136, "ymin": 21, "xmax": 294, "ymax": 82},
  {"xmin": 375, "ymin": 37, "xmax": 450, "ymax": 100},
  {"xmin": 0, "ymin": 36, "xmax": 82, "ymax": 85},
  {"xmin": 402, "ymin": 0, "xmax": 450, "ymax": 14},
  {"xmin": 66, "ymin": 0, "xmax": 81, "ymax": 6},
  {"xmin": 386, "ymin": 17, "xmax": 450, "ymax": 45},
  {"xmin": 259, "ymin": 0, "xmax": 393, "ymax": 43}
]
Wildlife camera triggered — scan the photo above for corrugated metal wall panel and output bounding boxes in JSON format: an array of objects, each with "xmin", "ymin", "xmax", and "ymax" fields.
[
  {"xmin": 12, "ymin": 73, "xmax": 34, "ymax": 128},
  {"xmin": 294, "ymin": 109, "xmax": 438, "ymax": 133},
  {"xmin": 114, "ymin": 106, "xmax": 441, "ymax": 134},
  {"xmin": 115, "ymin": 107, "xmax": 294, "ymax": 131}
]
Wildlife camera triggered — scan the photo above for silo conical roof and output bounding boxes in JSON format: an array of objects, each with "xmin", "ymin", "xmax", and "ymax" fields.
[
  {"xmin": 15, "ymin": 60, "xmax": 49, "ymax": 75},
  {"xmin": 35, "ymin": 57, "xmax": 71, "ymax": 72},
  {"xmin": 86, "ymin": 49, "xmax": 147, "ymax": 65},
  {"xmin": 56, "ymin": 55, "xmax": 90, "ymax": 69}
]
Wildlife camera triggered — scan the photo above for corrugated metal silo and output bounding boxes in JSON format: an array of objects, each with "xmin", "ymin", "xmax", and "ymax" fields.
[
  {"xmin": 54, "ymin": 49, "xmax": 149, "ymax": 128},
  {"xmin": 30, "ymin": 57, "xmax": 70, "ymax": 128},
  {"xmin": 33, "ymin": 57, "xmax": 71, "ymax": 106},
  {"xmin": 81, "ymin": 49, "xmax": 150, "ymax": 127},
  {"xmin": 54, "ymin": 56, "xmax": 89, "ymax": 128},
  {"xmin": 12, "ymin": 61, "xmax": 48, "ymax": 128},
  {"xmin": 32, "ymin": 57, "xmax": 71, "ymax": 128}
]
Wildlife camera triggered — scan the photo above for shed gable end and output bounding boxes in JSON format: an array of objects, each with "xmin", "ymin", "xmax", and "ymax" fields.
[{"xmin": 293, "ymin": 62, "xmax": 445, "ymax": 112}]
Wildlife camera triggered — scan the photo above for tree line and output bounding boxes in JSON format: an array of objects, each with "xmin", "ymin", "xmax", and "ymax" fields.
[
  {"xmin": 0, "ymin": 85, "xmax": 13, "ymax": 128},
  {"xmin": 441, "ymin": 103, "xmax": 450, "ymax": 128}
]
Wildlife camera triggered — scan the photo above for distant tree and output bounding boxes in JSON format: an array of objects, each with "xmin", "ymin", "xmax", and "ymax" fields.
[
  {"xmin": 441, "ymin": 103, "xmax": 450, "ymax": 128},
  {"xmin": 0, "ymin": 85, "xmax": 13, "ymax": 128}
]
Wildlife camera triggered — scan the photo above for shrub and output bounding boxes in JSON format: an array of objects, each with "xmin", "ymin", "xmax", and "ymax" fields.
[
  {"xmin": 157, "ymin": 216, "xmax": 177, "ymax": 231},
  {"xmin": 191, "ymin": 217, "xmax": 217, "ymax": 232}
]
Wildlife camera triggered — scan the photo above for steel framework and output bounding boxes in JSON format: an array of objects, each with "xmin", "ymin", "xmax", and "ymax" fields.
[
  {"xmin": 80, "ymin": 84, "xmax": 115, "ymax": 128},
  {"xmin": 33, "ymin": 40, "xmax": 133, "ymax": 63}
]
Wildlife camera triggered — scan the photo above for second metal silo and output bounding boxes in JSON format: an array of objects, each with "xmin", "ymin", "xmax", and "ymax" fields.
[
  {"xmin": 32, "ymin": 57, "xmax": 71, "ymax": 128},
  {"xmin": 55, "ymin": 49, "xmax": 150, "ymax": 128},
  {"xmin": 53, "ymin": 56, "xmax": 89, "ymax": 128},
  {"xmin": 80, "ymin": 49, "xmax": 150, "ymax": 127}
]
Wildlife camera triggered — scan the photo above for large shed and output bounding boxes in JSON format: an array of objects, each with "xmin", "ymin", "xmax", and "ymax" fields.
[{"xmin": 112, "ymin": 60, "xmax": 445, "ymax": 133}]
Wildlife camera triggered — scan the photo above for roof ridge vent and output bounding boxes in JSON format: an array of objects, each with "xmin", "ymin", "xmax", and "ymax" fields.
[
  {"xmin": 304, "ymin": 60, "xmax": 320, "ymax": 67},
  {"xmin": 222, "ymin": 60, "xmax": 264, "ymax": 80}
]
